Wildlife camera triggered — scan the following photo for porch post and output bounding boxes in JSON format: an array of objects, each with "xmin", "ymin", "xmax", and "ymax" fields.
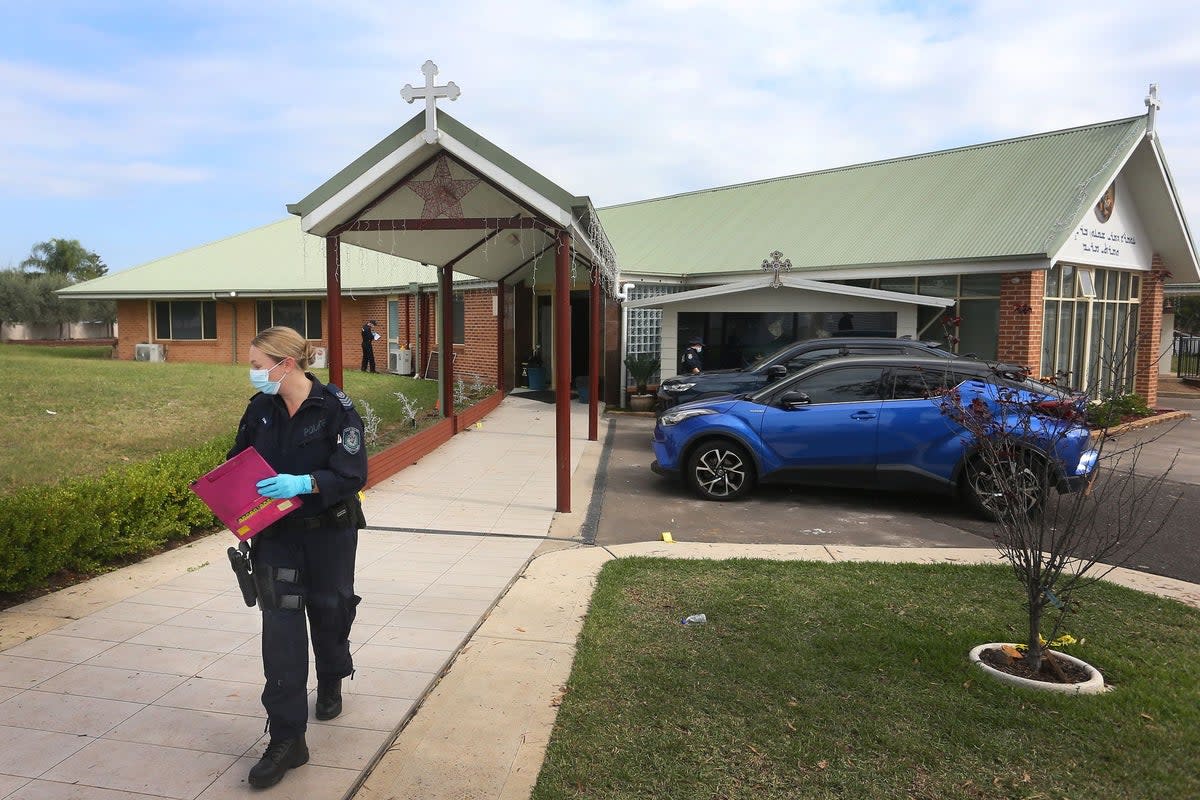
[
  {"xmin": 588, "ymin": 266, "xmax": 601, "ymax": 441},
  {"xmin": 325, "ymin": 235, "xmax": 344, "ymax": 387},
  {"xmin": 497, "ymin": 279, "xmax": 506, "ymax": 391},
  {"xmin": 439, "ymin": 266, "xmax": 454, "ymax": 418},
  {"xmin": 555, "ymin": 229, "xmax": 572, "ymax": 513}
]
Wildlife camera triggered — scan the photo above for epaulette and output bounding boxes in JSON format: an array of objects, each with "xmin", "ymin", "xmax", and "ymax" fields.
[{"xmin": 326, "ymin": 383, "xmax": 355, "ymax": 409}]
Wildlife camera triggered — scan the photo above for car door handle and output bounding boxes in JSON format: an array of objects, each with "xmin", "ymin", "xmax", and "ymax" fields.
[{"xmin": 850, "ymin": 411, "xmax": 877, "ymax": 420}]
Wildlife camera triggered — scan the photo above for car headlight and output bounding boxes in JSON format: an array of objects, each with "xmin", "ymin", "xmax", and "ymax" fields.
[
  {"xmin": 662, "ymin": 383, "xmax": 695, "ymax": 393},
  {"xmin": 1075, "ymin": 449, "xmax": 1099, "ymax": 475},
  {"xmin": 659, "ymin": 407, "xmax": 717, "ymax": 426}
]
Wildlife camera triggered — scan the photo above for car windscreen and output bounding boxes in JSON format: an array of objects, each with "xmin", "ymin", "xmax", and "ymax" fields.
[{"xmin": 747, "ymin": 341, "xmax": 802, "ymax": 370}]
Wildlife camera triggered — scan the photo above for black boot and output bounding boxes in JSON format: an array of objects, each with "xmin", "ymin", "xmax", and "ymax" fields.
[
  {"xmin": 248, "ymin": 735, "xmax": 309, "ymax": 789},
  {"xmin": 315, "ymin": 678, "xmax": 342, "ymax": 721}
]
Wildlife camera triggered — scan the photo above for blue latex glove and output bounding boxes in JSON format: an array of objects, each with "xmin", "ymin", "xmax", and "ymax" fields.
[{"xmin": 257, "ymin": 474, "xmax": 311, "ymax": 499}]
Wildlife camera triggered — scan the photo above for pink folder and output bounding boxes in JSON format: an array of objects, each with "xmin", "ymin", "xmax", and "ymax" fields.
[{"xmin": 189, "ymin": 446, "xmax": 302, "ymax": 541}]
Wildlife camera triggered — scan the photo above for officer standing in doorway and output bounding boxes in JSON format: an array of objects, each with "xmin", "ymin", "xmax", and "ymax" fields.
[
  {"xmin": 230, "ymin": 325, "xmax": 368, "ymax": 789},
  {"xmin": 681, "ymin": 336, "xmax": 704, "ymax": 373}
]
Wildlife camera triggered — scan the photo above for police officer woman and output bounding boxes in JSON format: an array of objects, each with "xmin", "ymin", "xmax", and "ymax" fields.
[{"xmin": 230, "ymin": 325, "xmax": 368, "ymax": 789}]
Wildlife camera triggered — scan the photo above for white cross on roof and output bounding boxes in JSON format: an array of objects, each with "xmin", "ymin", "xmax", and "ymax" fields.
[
  {"xmin": 401, "ymin": 60, "xmax": 461, "ymax": 144},
  {"xmin": 1145, "ymin": 83, "xmax": 1161, "ymax": 139}
]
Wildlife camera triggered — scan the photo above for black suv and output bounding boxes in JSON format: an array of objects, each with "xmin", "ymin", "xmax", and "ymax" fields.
[{"xmin": 657, "ymin": 337, "xmax": 956, "ymax": 408}]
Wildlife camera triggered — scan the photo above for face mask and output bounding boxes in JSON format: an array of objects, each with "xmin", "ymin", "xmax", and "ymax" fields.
[{"xmin": 249, "ymin": 360, "xmax": 287, "ymax": 394}]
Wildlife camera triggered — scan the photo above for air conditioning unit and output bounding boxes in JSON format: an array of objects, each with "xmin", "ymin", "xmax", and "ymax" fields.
[
  {"xmin": 310, "ymin": 347, "xmax": 327, "ymax": 369},
  {"xmin": 134, "ymin": 343, "xmax": 165, "ymax": 362},
  {"xmin": 389, "ymin": 349, "xmax": 412, "ymax": 375}
]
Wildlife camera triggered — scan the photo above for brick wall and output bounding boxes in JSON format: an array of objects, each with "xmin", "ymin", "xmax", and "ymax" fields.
[
  {"xmin": 114, "ymin": 289, "xmax": 505, "ymax": 390},
  {"xmin": 115, "ymin": 301, "xmax": 150, "ymax": 360},
  {"xmin": 1134, "ymin": 258, "xmax": 1167, "ymax": 406},
  {"xmin": 997, "ymin": 270, "xmax": 1046, "ymax": 372},
  {"xmin": 115, "ymin": 298, "xmax": 384, "ymax": 367},
  {"xmin": 457, "ymin": 290, "xmax": 498, "ymax": 385}
]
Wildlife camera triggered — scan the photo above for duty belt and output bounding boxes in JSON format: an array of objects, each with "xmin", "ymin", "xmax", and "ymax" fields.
[{"xmin": 267, "ymin": 500, "xmax": 354, "ymax": 533}]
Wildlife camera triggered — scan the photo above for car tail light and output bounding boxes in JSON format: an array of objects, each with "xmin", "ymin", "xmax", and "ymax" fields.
[{"xmin": 1034, "ymin": 398, "xmax": 1084, "ymax": 421}]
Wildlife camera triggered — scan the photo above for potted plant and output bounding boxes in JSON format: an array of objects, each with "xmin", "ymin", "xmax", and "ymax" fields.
[
  {"xmin": 936, "ymin": 329, "xmax": 1181, "ymax": 693},
  {"xmin": 624, "ymin": 354, "xmax": 659, "ymax": 412}
]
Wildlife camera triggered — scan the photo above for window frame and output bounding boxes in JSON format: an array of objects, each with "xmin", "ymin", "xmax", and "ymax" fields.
[
  {"xmin": 153, "ymin": 300, "xmax": 217, "ymax": 341},
  {"xmin": 255, "ymin": 299, "xmax": 323, "ymax": 339}
]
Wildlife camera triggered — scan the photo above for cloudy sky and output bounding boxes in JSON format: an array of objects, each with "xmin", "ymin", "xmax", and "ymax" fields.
[{"xmin": 2, "ymin": 0, "xmax": 1198, "ymax": 273}]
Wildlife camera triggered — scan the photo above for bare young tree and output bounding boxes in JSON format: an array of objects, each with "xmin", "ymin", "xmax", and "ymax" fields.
[{"xmin": 941, "ymin": 313, "xmax": 1183, "ymax": 673}]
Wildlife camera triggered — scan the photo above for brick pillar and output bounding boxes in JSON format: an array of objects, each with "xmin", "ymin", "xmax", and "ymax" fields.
[
  {"xmin": 1134, "ymin": 257, "xmax": 1167, "ymax": 407},
  {"xmin": 996, "ymin": 270, "xmax": 1046, "ymax": 373}
]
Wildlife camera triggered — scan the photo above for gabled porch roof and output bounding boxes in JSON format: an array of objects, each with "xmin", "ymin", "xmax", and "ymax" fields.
[{"xmin": 286, "ymin": 109, "xmax": 618, "ymax": 290}]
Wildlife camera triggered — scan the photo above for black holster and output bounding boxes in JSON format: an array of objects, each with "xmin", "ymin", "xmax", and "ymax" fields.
[
  {"xmin": 253, "ymin": 563, "xmax": 304, "ymax": 611},
  {"xmin": 227, "ymin": 541, "xmax": 257, "ymax": 607}
]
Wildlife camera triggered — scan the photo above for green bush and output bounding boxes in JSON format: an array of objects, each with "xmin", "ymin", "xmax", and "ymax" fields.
[
  {"xmin": 0, "ymin": 435, "xmax": 232, "ymax": 594},
  {"xmin": 1087, "ymin": 392, "xmax": 1152, "ymax": 429}
]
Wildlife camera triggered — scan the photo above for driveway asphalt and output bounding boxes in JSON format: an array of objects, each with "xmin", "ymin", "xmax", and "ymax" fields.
[{"xmin": 594, "ymin": 397, "xmax": 1200, "ymax": 585}]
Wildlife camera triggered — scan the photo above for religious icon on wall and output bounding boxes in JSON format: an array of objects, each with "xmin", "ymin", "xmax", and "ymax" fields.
[{"xmin": 1094, "ymin": 181, "xmax": 1116, "ymax": 223}]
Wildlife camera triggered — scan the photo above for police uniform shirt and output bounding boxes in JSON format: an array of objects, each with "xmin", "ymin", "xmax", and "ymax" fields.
[
  {"xmin": 681, "ymin": 348, "xmax": 703, "ymax": 372},
  {"xmin": 229, "ymin": 376, "xmax": 368, "ymax": 519}
]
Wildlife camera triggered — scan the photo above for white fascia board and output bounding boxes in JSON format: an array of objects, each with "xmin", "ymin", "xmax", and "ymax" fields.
[
  {"xmin": 780, "ymin": 276, "xmax": 955, "ymax": 307},
  {"xmin": 300, "ymin": 135, "xmax": 429, "ymax": 236},
  {"xmin": 624, "ymin": 275, "xmax": 954, "ymax": 309},
  {"xmin": 621, "ymin": 259, "xmax": 1051, "ymax": 285},
  {"xmin": 1149, "ymin": 137, "xmax": 1200, "ymax": 280},
  {"xmin": 439, "ymin": 133, "xmax": 574, "ymax": 230}
]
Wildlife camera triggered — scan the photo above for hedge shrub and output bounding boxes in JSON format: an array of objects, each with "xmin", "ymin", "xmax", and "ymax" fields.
[
  {"xmin": 1087, "ymin": 393, "xmax": 1153, "ymax": 429},
  {"xmin": 0, "ymin": 435, "xmax": 233, "ymax": 594}
]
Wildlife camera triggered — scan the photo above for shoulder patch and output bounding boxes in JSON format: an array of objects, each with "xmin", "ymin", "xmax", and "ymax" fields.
[
  {"xmin": 326, "ymin": 383, "xmax": 354, "ymax": 409},
  {"xmin": 341, "ymin": 427, "xmax": 362, "ymax": 455}
]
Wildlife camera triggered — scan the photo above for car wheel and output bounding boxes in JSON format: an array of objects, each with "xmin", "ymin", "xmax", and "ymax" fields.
[
  {"xmin": 686, "ymin": 439, "xmax": 755, "ymax": 501},
  {"xmin": 962, "ymin": 451, "xmax": 1047, "ymax": 521}
]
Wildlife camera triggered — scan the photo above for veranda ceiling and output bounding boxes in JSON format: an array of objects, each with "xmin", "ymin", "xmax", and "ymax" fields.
[{"xmin": 287, "ymin": 110, "xmax": 619, "ymax": 294}]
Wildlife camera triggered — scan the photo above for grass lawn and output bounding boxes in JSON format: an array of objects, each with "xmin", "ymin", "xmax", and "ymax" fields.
[
  {"xmin": 533, "ymin": 559, "xmax": 1200, "ymax": 800},
  {"xmin": 0, "ymin": 344, "xmax": 440, "ymax": 494}
]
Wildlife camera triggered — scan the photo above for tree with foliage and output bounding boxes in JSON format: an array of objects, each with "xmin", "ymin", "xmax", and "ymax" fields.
[
  {"xmin": 20, "ymin": 238, "xmax": 107, "ymax": 282},
  {"xmin": 0, "ymin": 270, "xmax": 41, "ymax": 327},
  {"xmin": 1172, "ymin": 295, "xmax": 1200, "ymax": 335},
  {"xmin": 2, "ymin": 237, "xmax": 115, "ymax": 337}
]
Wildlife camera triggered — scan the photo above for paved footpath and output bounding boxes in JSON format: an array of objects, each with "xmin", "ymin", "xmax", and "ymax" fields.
[
  {"xmin": 0, "ymin": 393, "xmax": 594, "ymax": 800},
  {"xmin": 3, "ymin": 394, "xmax": 1199, "ymax": 800}
]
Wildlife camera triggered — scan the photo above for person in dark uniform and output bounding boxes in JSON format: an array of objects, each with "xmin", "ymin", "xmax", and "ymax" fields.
[
  {"xmin": 360, "ymin": 319, "xmax": 378, "ymax": 372},
  {"xmin": 681, "ymin": 336, "xmax": 704, "ymax": 374},
  {"xmin": 231, "ymin": 325, "xmax": 368, "ymax": 789}
]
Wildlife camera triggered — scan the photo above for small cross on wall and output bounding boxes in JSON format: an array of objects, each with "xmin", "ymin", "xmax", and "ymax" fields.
[
  {"xmin": 762, "ymin": 250, "xmax": 792, "ymax": 288},
  {"xmin": 402, "ymin": 60, "xmax": 461, "ymax": 144}
]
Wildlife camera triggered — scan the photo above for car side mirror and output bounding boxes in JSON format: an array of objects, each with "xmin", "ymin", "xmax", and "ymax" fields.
[
  {"xmin": 766, "ymin": 364, "xmax": 788, "ymax": 381},
  {"xmin": 779, "ymin": 391, "xmax": 810, "ymax": 409}
]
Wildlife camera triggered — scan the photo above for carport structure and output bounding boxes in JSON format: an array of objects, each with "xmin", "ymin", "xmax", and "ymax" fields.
[{"xmin": 287, "ymin": 69, "xmax": 620, "ymax": 512}]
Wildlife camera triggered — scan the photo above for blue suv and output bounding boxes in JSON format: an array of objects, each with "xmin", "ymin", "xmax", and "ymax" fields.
[{"xmin": 650, "ymin": 355, "xmax": 1097, "ymax": 519}]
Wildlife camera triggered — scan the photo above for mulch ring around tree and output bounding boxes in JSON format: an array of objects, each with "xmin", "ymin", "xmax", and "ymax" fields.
[{"xmin": 978, "ymin": 645, "xmax": 1094, "ymax": 684}]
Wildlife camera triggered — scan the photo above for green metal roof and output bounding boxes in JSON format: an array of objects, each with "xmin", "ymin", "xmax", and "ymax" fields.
[
  {"xmin": 597, "ymin": 116, "xmax": 1147, "ymax": 276},
  {"xmin": 59, "ymin": 217, "xmax": 437, "ymax": 299}
]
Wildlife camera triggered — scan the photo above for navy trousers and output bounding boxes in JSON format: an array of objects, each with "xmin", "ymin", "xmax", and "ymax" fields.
[{"xmin": 253, "ymin": 525, "xmax": 360, "ymax": 740}]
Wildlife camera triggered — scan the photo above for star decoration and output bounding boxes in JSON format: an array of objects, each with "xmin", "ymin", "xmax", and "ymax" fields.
[{"xmin": 407, "ymin": 155, "xmax": 480, "ymax": 219}]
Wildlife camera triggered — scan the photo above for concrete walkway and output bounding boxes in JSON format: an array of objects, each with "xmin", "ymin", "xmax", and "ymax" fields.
[
  {"xmin": 0, "ymin": 393, "xmax": 595, "ymax": 800},
  {"xmin": 3, "ymin": 393, "xmax": 1199, "ymax": 800}
]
